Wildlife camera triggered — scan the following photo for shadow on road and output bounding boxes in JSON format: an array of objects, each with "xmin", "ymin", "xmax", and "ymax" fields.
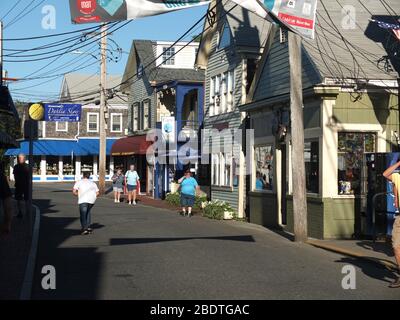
[
  {"xmin": 335, "ymin": 256, "xmax": 397, "ymax": 284},
  {"xmin": 32, "ymin": 199, "xmax": 104, "ymax": 299},
  {"xmin": 110, "ymin": 235, "xmax": 255, "ymax": 246}
]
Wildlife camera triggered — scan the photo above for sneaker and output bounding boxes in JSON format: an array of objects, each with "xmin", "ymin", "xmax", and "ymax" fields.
[
  {"xmin": 81, "ymin": 230, "xmax": 89, "ymax": 235},
  {"xmin": 128, "ymin": 202, "xmax": 132, "ymax": 205},
  {"xmin": 389, "ymin": 277, "xmax": 400, "ymax": 288},
  {"xmin": 188, "ymin": 213, "xmax": 192, "ymax": 217},
  {"xmin": 114, "ymin": 199, "xmax": 118, "ymax": 203},
  {"xmin": 87, "ymin": 228, "xmax": 93, "ymax": 234},
  {"xmin": 133, "ymin": 201, "xmax": 137, "ymax": 205}
]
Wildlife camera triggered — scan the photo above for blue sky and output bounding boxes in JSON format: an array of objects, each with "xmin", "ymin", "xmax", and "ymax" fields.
[{"xmin": 0, "ymin": 0, "xmax": 208, "ymax": 102}]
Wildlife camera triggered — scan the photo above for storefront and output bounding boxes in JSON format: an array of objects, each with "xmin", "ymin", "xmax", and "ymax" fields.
[
  {"xmin": 241, "ymin": 89, "xmax": 399, "ymax": 239},
  {"xmin": 6, "ymin": 138, "xmax": 117, "ymax": 182},
  {"xmin": 111, "ymin": 134, "xmax": 153, "ymax": 195}
]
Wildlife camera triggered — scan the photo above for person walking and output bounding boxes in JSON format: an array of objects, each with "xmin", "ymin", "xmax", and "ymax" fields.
[
  {"xmin": 125, "ymin": 164, "xmax": 140, "ymax": 205},
  {"xmin": 72, "ymin": 171, "xmax": 99, "ymax": 235},
  {"xmin": 111, "ymin": 169, "xmax": 124, "ymax": 203},
  {"xmin": 178, "ymin": 169, "xmax": 200, "ymax": 217},
  {"xmin": 383, "ymin": 160, "xmax": 400, "ymax": 288},
  {"xmin": 12, "ymin": 153, "xmax": 30, "ymax": 219}
]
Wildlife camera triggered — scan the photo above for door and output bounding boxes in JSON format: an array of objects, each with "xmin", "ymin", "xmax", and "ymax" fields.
[{"xmin": 281, "ymin": 144, "xmax": 287, "ymax": 225}]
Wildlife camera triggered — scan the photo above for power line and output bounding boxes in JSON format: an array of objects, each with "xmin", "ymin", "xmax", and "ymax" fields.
[
  {"xmin": 1, "ymin": 0, "xmax": 24, "ymax": 20},
  {"xmin": 4, "ymin": 0, "xmax": 46, "ymax": 30}
]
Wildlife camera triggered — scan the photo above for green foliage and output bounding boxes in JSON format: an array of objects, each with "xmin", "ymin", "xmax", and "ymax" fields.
[
  {"xmin": 202, "ymin": 200, "xmax": 236, "ymax": 220},
  {"xmin": 165, "ymin": 192, "xmax": 207, "ymax": 210}
]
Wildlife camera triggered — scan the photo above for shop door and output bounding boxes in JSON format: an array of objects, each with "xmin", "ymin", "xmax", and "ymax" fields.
[{"xmin": 281, "ymin": 145, "xmax": 287, "ymax": 225}]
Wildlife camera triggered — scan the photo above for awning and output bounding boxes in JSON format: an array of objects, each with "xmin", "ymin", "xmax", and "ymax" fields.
[
  {"xmin": 5, "ymin": 138, "xmax": 117, "ymax": 156},
  {"xmin": 111, "ymin": 135, "xmax": 153, "ymax": 156}
]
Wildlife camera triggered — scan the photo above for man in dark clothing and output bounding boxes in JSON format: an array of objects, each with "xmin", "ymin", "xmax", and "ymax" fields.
[
  {"xmin": 0, "ymin": 163, "xmax": 14, "ymax": 235},
  {"xmin": 13, "ymin": 154, "xmax": 30, "ymax": 218}
]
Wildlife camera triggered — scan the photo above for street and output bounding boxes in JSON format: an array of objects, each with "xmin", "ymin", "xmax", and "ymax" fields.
[{"xmin": 31, "ymin": 183, "xmax": 399, "ymax": 300}]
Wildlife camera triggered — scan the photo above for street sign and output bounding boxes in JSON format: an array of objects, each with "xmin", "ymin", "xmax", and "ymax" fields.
[
  {"xmin": 263, "ymin": 0, "xmax": 318, "ymax": 39},
  {"xmin": 44, "ymin": 104, "xmax": 82, "ymax": 122},
  {"xmin": 161, "ymin": 116, "xmax": 175, "ymax": 143}
]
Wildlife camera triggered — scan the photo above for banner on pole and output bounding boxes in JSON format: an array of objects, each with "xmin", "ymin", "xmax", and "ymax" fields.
[{"xmin": 69, "ymin": 0, "xmax": 317, "ymax": 39}]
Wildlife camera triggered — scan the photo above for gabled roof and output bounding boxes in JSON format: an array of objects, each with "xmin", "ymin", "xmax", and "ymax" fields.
[
  {"xmin": 195, "ymin": 0, "xmax": 272, "ymax": 68},
  {"xmin": 247, "ymin": 0, "xmax": 399, "ymax": 104},
  {"xmin": 60, "ymin": 73, "xmax": 127, "ymax": 104},
  {"xmin": 120, "ymin": 39, "xmax": 204, "ymax": 93},
  {"xmin": 303, "ymin": 0, "xmax": 399, "ymax": 81}
]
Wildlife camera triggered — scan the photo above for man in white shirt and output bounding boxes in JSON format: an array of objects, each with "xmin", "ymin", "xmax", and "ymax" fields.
[
  {"xmin": 125, "ymin": 164, "xmax": 140, "ymax": 205},
  {"xmin": 73, "ymin": 171, "xmax": 99, "ymax": 235}
]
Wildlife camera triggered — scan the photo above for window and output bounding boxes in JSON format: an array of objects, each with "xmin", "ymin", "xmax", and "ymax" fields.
[
  {"xmin": 138, "ymin": 63, "xmax": 144, "ymax": 77},
  {"xmin": 338, "ymin": 132, "xmax": 376, "ymax": 195},
  {"xmin": 143, "ymin": 100, "xmax": 150, "ymax": 130},
  {"xmin": 87, "ymin": 113, "xmax": 99, "ymax": 132},
  {"xmin": 162, "ymin": 47, "xmax": 175, "ymax": 65},
  {"xmin": 132, "ymin": 103, "xmax": 139, "ymax": 131},
  {"xmin": 218, "ymin": 23, "xmax": 232, "ymax": 49},
  {"xmin": 56, "ymin": 121, "xmax": 68, "ymax": 132},
  {"xmin": 211, "ymin": 152, "xmax": 232, "ymax": 187},
  {"xmin": 111, "ymin": 113, "xmax": 122, "ymax": 133},
  {"xmin": 210, "ymin": 71, "xmax": 234, "ymax": 115},
  {"xmin": 254, "ymin": 145, "xmax": 274, "ymax": 191},
  {"xmin": 305, "ymin": 141, "xmax": 319, "ymax": 194}
]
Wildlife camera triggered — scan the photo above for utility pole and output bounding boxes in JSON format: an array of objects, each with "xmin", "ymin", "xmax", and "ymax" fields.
[
  {"xmin": 288, "ymin": 31, "xmax": 308, "ymax": 242},
  {"xmin": 0, "ymin": 20, "xmax": 3, "ymax": 85},
  {"xmin": 99, "ymin": 23, "xmax": 107, "ymax": 194}
]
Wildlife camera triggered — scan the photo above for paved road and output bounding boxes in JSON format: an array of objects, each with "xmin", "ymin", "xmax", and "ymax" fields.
[{"xmin": 31, "ymin": 183, "xmax": 400, "ymax": 299}]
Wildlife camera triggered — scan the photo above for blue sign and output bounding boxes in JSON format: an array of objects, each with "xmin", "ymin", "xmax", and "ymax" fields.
[{"xmin": 44, "ymin": 104, "xmax": 82, "ymax": 122}]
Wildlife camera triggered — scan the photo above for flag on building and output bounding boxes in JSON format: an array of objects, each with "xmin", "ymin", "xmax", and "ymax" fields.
[{"xmin": 371, "ymin": 19, "xmax": 400, "ymax": 40}]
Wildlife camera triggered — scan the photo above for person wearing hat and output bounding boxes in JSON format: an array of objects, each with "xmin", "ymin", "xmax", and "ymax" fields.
[{"xmin": 178, "ymin": 169, "xmax": 200, "ymax": 217}]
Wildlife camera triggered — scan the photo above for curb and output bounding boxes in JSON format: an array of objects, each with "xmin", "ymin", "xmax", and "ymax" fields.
[
  {"xmin": 307, "ymin": 239, "xmax": 398, "ymax": 272},
  {"xmin": 19, "ymin": 205, "xmax": 41, "ymax": 300}
]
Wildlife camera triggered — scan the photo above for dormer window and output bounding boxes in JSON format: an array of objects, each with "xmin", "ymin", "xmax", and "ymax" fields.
[
  {"xmin": 162, "ymin": 47, "xmax": 175, "ymax": 65},
  {"xmin": 218, "ymin": 23, "xmax": 232, "ymax": 49},
  {"xmin": 138, "ymin": 63, "xmax": 144, "ymax": 77}
]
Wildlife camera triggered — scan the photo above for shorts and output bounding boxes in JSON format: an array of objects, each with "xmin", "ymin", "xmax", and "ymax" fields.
[
  {"xmin": 15, "ymin": 187, "xmax": 29, "ymax": 201},
  {"xmin": 180, "ymin": 193, "xmax": 195, "ymax": 207},
  {"xmin": 392, "ymin": 216, "xmax": 400, "ymax": 249},
  {"xmin": 127, "ymin": 184, "xmax": 137, "ymax": 192},
  {"xmin": 113, "ymin": 186, "xmax": 123, "ymax": 192}
]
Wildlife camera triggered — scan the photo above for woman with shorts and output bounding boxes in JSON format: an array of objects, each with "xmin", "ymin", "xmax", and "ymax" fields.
[
  {"xmin": 111, "ymin": 169, "xmax": 124, "ymax": 203},
  {"xmin": 178, "ymin": 169, "xmax": 200, "ymax": 217}
]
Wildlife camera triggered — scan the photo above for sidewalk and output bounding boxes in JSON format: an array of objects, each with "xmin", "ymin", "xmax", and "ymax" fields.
[
  {"xmin": 307, "ymin": 238, "xmax": 398, "ymax": 272},
  {"xmin": 0, "ymin": 210, "xmax": 34, "ymax": 299}
]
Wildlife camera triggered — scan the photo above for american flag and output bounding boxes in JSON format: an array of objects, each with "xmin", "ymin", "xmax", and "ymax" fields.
[{"xmin": 370, "ymin": 19, "xmax": 400, "ymax": 40}]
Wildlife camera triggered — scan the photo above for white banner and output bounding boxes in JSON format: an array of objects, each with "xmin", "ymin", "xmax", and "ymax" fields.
[{"xmin": 69, "ymin": 0, "xmax": 316, "ymax": 39}]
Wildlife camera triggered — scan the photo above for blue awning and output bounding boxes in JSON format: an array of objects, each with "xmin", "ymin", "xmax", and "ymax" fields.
[{"xmin": 5, "ymin": 138, "xmax": 117, "ymax": 156}]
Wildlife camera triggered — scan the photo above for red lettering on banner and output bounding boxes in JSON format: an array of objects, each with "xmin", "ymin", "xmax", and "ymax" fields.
[
  {"xmin": 278, "ymin": 13, "xmax": 314, "ymax": 30},
  {"xmin": 77, "ymin": 0, "xmax": 96, "ymax": 15}
]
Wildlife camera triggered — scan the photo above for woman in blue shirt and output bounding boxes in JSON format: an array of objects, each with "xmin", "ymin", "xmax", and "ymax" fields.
[{"xmin": 178, "ymin": 169, "xmax": 200, "ymax": 217}]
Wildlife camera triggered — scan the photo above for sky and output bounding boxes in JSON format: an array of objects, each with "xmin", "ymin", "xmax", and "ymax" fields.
[{"xmin": 0, "ymin": 0, "xmax": 208, "ymax": 102}]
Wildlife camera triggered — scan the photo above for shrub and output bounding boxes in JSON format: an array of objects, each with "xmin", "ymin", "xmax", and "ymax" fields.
[
  {"xmin": 165, "ymin": 192, "xmax": 207, "ymax": 210},
  {"xmin": 202, "ymin": 200, "xmax": 236, "ymax": 220}
]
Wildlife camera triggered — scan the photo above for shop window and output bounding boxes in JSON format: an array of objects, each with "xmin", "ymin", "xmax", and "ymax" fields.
[
  {"xmin": 162, "ymin": 47, "xmax": 175, "ymax": 65},
  {"xmin": 87, "ymin": 113, "xmax": 99, "ymax": 132},
  {"xmin": 32, "ymin": 156, "xmax": 41, "ymax": 175},
  {"xmin": 46, "ymin": 156, "xmax": 59, "ymax": 175},
  {"xmin": 338, "ymin": 132, "xmax": 376, "ymax": 195},
  {"xmin": 63, "ymin": 156, "xmax": 74, "ymax": 176},
  {"xmin": 305, "ymin": 141, "xmax": 319, "ymax": 194},
  {"xmin": 81, "ymin": 156, "xmax": 93, "ymax": 175},
  {"xmin": 254, "ymin": 145, "xmax": 274, "ymax": 191},
  {"xmin": 111, "ymin": 113, "xmax": 122, "ymax": 132},
  {"xmin": 211, "ymin": 152, "xmax": 232, "ymax": 187}
]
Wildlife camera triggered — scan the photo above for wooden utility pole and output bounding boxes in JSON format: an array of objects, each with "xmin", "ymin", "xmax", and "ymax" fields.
[
  {"xmin": 0, "ymin": 21, "xmax": 3, "ymax": 85},
  {"xmin": 288, "ymin": 31, "xmax": 308, "ymax": 242},
  {"xmin": 99, "ymin": 23, "xmax": 107, "ymax": 194}
]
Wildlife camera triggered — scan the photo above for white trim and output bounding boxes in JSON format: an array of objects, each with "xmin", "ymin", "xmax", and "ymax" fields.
[
  {"xmin": 55, "ymin": 121, "xmax": 68, "ymax": 132},
  {"xmin": 110, "ymin": 112, "xmax": 123, "ymax": 133},
  {"xmin": 87, "ymin": 112, "xmax": 99, "ymax": 133}
]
